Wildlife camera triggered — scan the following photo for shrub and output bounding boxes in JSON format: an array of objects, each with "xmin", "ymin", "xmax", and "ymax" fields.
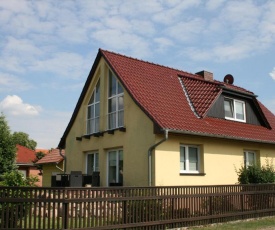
[
  {"xmin": 236, "ymin": 159, "xmax": 275, "ymax": 184},
  {"xmin": 0, "ymin": 170, "xmax": 39, "ymax": 187}
]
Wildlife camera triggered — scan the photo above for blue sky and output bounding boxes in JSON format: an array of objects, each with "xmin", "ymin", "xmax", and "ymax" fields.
[{"xmin": 0, "ymin": 0, "xmax": 275, "ymax": 149}]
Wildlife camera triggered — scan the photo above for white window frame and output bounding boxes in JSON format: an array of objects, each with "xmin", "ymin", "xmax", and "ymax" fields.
[
  {"xmin": 244, "ymin": 151, "xmax": 256, "ymax": 167},
  {"xmin": 180, "ymin": 145, "xmax": 200, "ymax": 173},
  {"xmin": 107, "ymin": 149, "xmax": 123, "ymax": 186},
  {"xmin": 108, "ymin": 70, "xmax": 124, "ymax": 130},
  {"xmin": 224, "ymin": 97, "xmax": 246, "ymax": 122},
  {"xmin": 87, "ymin": 81, "xmax": 100, "ymax": 134}
]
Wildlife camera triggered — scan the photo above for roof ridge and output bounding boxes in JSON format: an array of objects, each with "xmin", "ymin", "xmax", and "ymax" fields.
[{"xmin": 100, "ymin": 48, "xmax": 195, "ymax": 77}]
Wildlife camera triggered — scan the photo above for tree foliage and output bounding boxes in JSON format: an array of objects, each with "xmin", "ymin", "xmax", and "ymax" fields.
[
  {"xmin": 0, "ymin": 113, "xmax": 17, "ymax": 175},
  {"xmin": 236, "ymin": 159, "xmax": 275, "ymax": 184},
  {"xmin": 0, "ymin": 170, "xmax": 39, "ymax": 187},
  {"xmin": 12, "ymin": 131, "xmax": 37, "ymax": 150}
]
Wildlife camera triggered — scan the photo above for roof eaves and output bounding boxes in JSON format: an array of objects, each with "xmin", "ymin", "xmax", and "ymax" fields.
[{"xmin": 168, "ymin": 129, "xmax": 275, "ymax": 145}]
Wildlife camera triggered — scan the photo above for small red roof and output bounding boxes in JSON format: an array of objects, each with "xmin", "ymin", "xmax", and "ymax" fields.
[
  {"xmin": 16, "ymin": 144, "xmax": 36, "ymax": 165},
  {"xmin": 58, "ymin": 49, "xmax": 275, "ymax": 148},
  {"xmin": 36, "ymin": 149, "xmax": 65, "ymax": 165}
]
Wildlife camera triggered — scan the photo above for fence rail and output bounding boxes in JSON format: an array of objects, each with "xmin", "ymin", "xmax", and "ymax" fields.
[{"xmin": 1, "ymin": 184, "xmax": 275, "ymax": 229}]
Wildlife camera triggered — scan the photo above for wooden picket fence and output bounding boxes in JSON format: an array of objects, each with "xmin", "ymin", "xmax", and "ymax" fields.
[{"xmin": 1, "ymin": 184, "xmax": 275, "ymax": 229}]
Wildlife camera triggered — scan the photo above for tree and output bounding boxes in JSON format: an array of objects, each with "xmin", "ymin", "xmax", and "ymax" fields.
[
  {"xmin": 0, "ymin": 113, "xmax": 17, "ymax": 175},
  {"xmin": 12, "ymin": 131, "xmax": 37, "ymax": 150}
]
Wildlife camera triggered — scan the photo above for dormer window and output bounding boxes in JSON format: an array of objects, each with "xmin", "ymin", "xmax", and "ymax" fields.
[
  {"xmin": 87, "ymin": 80, "xmax": 100, "ymax": 134},
  {"xmin": 108, "ymin": 70, "xmax": 124, "ymax": 130},
  {"xmin": 224, "ymin": 98, "xmax": 246, "ymax": 122}
]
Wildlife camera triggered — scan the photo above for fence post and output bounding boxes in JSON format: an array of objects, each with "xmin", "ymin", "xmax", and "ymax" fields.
[
  {"xmin": 209, "ymin": 196, "xmax": 213, "ymax": 224},
  {"xmin": 63, "ymin": 201, "xmax": 68, "ymax": 230},
  {"xmin": 241, "ymin": 192, "xmax": 244, "ymax": 219}
]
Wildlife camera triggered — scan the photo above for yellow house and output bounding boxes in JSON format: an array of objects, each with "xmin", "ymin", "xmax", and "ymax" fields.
[{"xmin": 58, "ymin": 49, "xmax": 275, "ymax": 187}]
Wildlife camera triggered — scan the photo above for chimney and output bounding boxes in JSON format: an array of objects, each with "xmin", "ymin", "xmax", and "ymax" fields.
[{"xmin": 195, "ymin": 70, "xmax": 213, "ymax": 81}]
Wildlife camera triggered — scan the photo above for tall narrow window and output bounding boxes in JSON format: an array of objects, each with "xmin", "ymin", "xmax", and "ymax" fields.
[
  {"xmin": 108, "ymin": 70, "xmax": 124, "ymax": 129},
  {"xmin": 224, "ymin": 98, "xmax": 246, "ymax": 122},
  {"xmin": 87, "ymin": 81, "xmax": 100, "ymax": 134},
  {"xmin": 87, "ymin": 152, "xmax": 99, "ymax": 175},
  {"xmin": 244, "ymin": 151, "xmax": 256, "ymax": 167},
  {"xmin": 108, "ymin": 150, "xmax": 123, "ymax": 186},
  {"xmin": 180, "ymin": 145, "xmax": 200, "ymax": 173}
]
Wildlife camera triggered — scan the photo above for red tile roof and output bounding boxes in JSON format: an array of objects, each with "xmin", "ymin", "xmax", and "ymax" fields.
[
  {"xmin": 36, "ymin": 149, "xmax": 65, "ymax": 165},
  {"xmin": 58, "ymin": 49, "xmax": 275, "ymax": 147},
  {"xmin": 16, "ymin": 144, "xmax": 36, "ymax": 165}
]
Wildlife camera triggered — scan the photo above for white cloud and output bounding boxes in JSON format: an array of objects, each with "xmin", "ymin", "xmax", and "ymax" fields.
[
  {"xmin": 270, "ymin": 68, "xmax": 275, "ymax": 80},
  {"xmin": 0, "ymin": 95, "xmax": 41, "ymax": 116}
]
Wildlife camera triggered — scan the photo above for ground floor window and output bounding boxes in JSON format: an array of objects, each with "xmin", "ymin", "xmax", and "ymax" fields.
[
  {"xmin": 108, "ymin": 149, "xmax": 123, "ymax": 186},
  {"xmin": 87, "ymin": 152, "xmax": 99, "ymax": 175},
  {"xmin": 180, "ymin": 145, "xmax": 200, "ymax": 173},
  {"xmin": 244, "ymin": 151, "xmax": 256, "ymax": 167}
]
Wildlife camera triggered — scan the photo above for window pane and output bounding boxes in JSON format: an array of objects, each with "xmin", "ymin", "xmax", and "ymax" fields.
[
  {"xmin": 95, "ymin": 103, "xmax": 100, "ymax": 117},
  {"xmin": 247, "ymin": 152, "xmax": 255, "ymax": 166},
  {"xmin": 108, "ymin": 112, "xmax": 116, "ymax": 129},
  {"xmin": 95, "ymin": 81, "xmax": 100, "ymax": 102},
  {"xmin": 118, "ymin": 110, "xmax": 124, "ymax": 127},
  {"xmin": 87, "ymin": 119, "xmax": 92, "ymax": 134},
  {"xmin": 118, "ymin": 81, "xmax": 123, "ymax": 94},
  {"xmin": 87, "ymin": 154, "xmax": 94, "ymax": 175},
  {"xmin": 88, "ymin": 93, "xmax": 94, "ymax": 105},
  {"xmin": 189, "ymin": 147, "xmax": 198, "ymax": 171},
  {"xmin": 109, "ymin": 71, "xmax": 116, "ymax": 96},
  {"xmin": 180, "ymin": 147, "xmax": 186, "ymax": 170},
  {"xmin": 119, "ymin": 150, "xmax": 123, "ymax": 184},
  {"xmin": 94, "ymin": 153, "xmax": 99, "ymax": 171},
  {"xmin": 87, "ymin": 105, "xmax": 92, "ymax": 119},
  {"xmin": 118, "ymin": 96, "xmax": 124, "ymax": 110},
  {"xmin": 235, "ymin": 101, "xmax": 244, "ymax": 120},
  {"xmin": 224, "ymin": 99, "xmax": 234, "ymax": 118},
  {"xmin": 108, "ymin": 98, "xmax": 116, "ymax": 113}
]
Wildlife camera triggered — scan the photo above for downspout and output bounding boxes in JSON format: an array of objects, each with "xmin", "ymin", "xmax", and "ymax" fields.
[
  {"xmin": 58, "ymin": 148, "xmax": 66, "ymax": 174},
  {"xmin": 148, "ymin": 129, "xmax": 169, "ymax": 186}
]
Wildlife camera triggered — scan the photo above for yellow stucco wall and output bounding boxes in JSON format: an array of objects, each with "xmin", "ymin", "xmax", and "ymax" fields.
[
  {"xmin": 65, "ymin": 59, "xmax": 156, "ymax": 186},
  {"xmin": 41, "ymin": 162, "xmax": 64, "ymax": 187},
  {"xmin": 154, "ymin": 134, "xmax": 275, "ymax": 186}
]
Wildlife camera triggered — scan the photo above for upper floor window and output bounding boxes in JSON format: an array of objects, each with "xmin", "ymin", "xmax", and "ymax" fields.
[
  {"xmin": 87, "ymin": 80, "xmax": 100, "ymax": 134},
  {"xmin": 108, "ymin": 70, "xmax": 124, "ymax": 129},
  {"xmin": 180, "ymin": 145, "xmax": 200, "ymax": 173},
  {"xmin": 224, "ymin": 98, "xmax": 246, "ymax": 122},
  {"xmin": 244, "ymin": 151, "xmax": 256, "ymax": 167}
]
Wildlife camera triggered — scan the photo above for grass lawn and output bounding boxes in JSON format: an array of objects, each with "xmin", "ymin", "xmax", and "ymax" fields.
[{"xmin": 188, "ymin": 217, "xmax": 275, "ymax": 229}]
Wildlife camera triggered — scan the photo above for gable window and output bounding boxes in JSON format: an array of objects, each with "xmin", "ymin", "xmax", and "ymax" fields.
[
  {"xmin": 244, "ymin": 151, "xmax": 256, "ymax": 167},
  {"xmin": 224, "ymin": 98, "xmax": 246, "ymax": 122},
  {"xmin": 108, "ymin": 70, "xmax": 124, "ymax": 129},
  {"xmin": 180, "ymin": 145, "xmax": 200, "ymax": 173},
  {"xmin": 108, "ymin": 149, "xmax": 123, "ymax": 186},
  {"xmin": 87, "ymin": 81, "xmax": 100, "ymax": 134},
  {"xmin": 87, "ymin": 152, "xmax": 99, "ymax": 175}
]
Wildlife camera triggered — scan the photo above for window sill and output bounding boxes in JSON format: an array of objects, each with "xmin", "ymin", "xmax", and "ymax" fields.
[{"xmin": 180, "ymin": 173, "xmax": 206, "ymax": 176}]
